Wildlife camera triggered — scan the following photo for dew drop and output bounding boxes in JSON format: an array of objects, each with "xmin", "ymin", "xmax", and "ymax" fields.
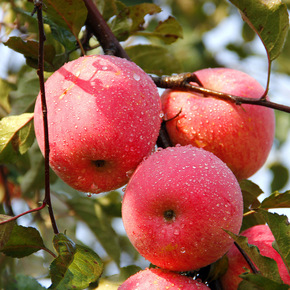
[
  {"xmin": 180, "ymin": 247, "xmax": 186, "ymax": 254},
  {"xmin": 126, "ymin": 169, "xmax": 134, "ymax": 178},
  {"xmin": 174, "ymin": 229, "xmax": 180, "ymax": 236},
  {"xmin": 133, "ymin": 73, "xmax": 140, "ymax": 81}
]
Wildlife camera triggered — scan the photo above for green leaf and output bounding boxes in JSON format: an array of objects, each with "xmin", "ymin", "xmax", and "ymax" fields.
[
  {"xmin": 151, "ymin": 16, "xmax": 183, "ymax": 44},
  {"xmin": 4, "ymin": 37, "xmax": 57, "ymax": 71},
  {"xmin": 270, "ymin": 163, "xmax": 289, "ymax": 192},
  {"xmin": 0, "ymin": 78, "xmax": 16, "ymax": 116},
  {"xmin": 66, "ymin": 197, "xmax": 121, "ymax": 265},
  {"xmin": 50, "ymin": 233, "xmax": 103, "ymax": 290},
  {"xmin": 260, "ymin": 191, "xmax": 290, "ymax": 209},
  {"xmin": 20, "ymin": 142, "xmax": 57, "ymax": 196},
  {"xmin": 239, "ymin": 180, "xmax": 265, "ymax": 231},
  {"xmin": 274, "ymin": 111, "xmax": 290, "ymax": 145},
  {"xmin": 109, "ymin": 3, "xmax": 161, "ymax": 41},
  {"xmin": 3, "ymin": 274, "xmax": 47, "ymax": 290},
  {"xmin": 43, "ymin": 0, "xmax": 87, "ymax": 43},
  {"xmin": 1, "ymin": 225, "xmax": 47, "ymax": 258},
  {"xmin": 206, "ymin": 255, "xmax": 228, "ymax": 282},
  {"xmin": 0, "ymin": 113, "xmax": 34, "ymax": 163},
  {"xmin": 44, "ymin": 18, "xmax": 77, "ymax": 52},
  {"xmin": 95, "ymin": 0, "xmax": 119, "ymax": 21},
  {"xmin": 258, "ymin": 210, "xmax": 290, "ymax": 271},
  {"xmin": 0, "ymin": 215, "xmax": 16, "ymax": 249},
  {"xmin": 9, "ymin": 66, "xmax": 41, "ymax": 115},
  {"xmin": 238, "ymin": 273, "xmax": 290, "ymax": 290},
  {"xmin": 225, "ymin": 230, "xmax": 283, "ymax": 283},
  {"xmin": 125, "ymin": 44, "xmax": 182, "ymax": 75},
  {"xmin": 229, "ymin": 0, "xmax": 289, "ymax": 60}
]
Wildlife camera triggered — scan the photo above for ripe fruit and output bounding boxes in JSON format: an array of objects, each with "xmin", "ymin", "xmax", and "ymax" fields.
[
  {"xmin": 119, "ymin": 268, "xmax": 210, "ymax": 289},
  {"xmin": 220, "ymin": 224, "xmax": 290, "ymax": 289},
  {"xmin": 122, "ymin": 145, "xmax": 243, "ymax": 271},
  {"xmin": 161, "ymin": 68, "xmax": 275, "ymax": 180},
  {"xmin": 34, "ymin": 55, "xmax": 161, "ymax": 193}
]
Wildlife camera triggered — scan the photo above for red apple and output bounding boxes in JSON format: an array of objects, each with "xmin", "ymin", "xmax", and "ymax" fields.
[
  {"xmin": 122, "ymin": 145, "xmax": 243, "ymax": 271},
  {"xmin": 161, "ymin": 68, "xmax": 275, "ymax": 180},
  {"xmin": 34, "ymin": 55, "xmax": 161, "ymax": 193},
  {"xmin": 220, "ymin": 224, "xmax": 290, "ymax": 289},
  {"xmin": 119, "ymin": 268, "xmax": 210, "ymax": 289}
]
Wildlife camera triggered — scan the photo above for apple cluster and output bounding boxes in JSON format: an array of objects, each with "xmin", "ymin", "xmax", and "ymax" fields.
[{"xmin": 34, "ymin": 55, "xmax": 280, "ymax": 288}]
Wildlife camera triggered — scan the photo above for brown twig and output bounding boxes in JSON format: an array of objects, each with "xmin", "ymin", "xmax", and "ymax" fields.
[
  {"xmin": 33, "ymin": 0, "xmax": 59, "ymax": 235},
  {"xmin": 152, "ymin": 74, "xmax": 290, "ymax": 114}
]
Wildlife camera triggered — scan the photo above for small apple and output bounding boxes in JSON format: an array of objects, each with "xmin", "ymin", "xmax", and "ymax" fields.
[
  {"xmin": 34, "ymin": 55, "xmax": 162, "ymax": 193},
  {"xmin": 119, "ymin": 268, "xmax": 210, "ymax": 289},
  {"xmin": 122, "ymin": 145, "xmax": 243, "ymax": 271},
  {"xmin": 161, "ymin": 68, "xmax": 275, "ymax": 180},
  {"xmin": 220, "ymin": 224, "xmax": 290, "ymax": 289}
]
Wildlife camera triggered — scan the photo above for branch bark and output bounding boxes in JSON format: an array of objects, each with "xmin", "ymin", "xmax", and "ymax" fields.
[
  {"xmin": 34, "ymin": 0, "xmax": 59, "ymax": 235},
  {"xmin": 152, "ymin": 74, "xmax": 290, "ymax": 114},
  {"xmin": 83, "ymin": 0, "xmax": 130, "ymax": 60}
]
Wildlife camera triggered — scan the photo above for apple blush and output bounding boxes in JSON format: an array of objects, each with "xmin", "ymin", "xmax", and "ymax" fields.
[
  {"xmin": 119, "ymin": 268, "xmax": 210, "ymax": 289},
  {"xmin": 34, "ymin": 55, "xmax": 161, "ymax": 193},
  {"xmin": 161, "ymin": 68, "xmax": 275, "ymax": 180},
  {"xmin": 122, "ymin": 145, "xmax": 243, "ymax": 272}
]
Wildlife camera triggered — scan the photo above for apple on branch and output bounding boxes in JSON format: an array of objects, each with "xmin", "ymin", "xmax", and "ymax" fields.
[
  {"xmin": 122, "ymin": 145, "xmax": 244, "ymax": 272},
  {"xmin": 34, "ymin": 55, "xmax": 162, "ymax": 194},
  {"xmin": 161, "ymin": 68, "xmax": 275, "ymax": 180}
]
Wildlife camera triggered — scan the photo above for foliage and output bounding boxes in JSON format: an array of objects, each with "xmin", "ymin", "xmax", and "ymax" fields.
[{"xmin": 0, "ymin": 0, "xmax": 289, "ymax": 289}]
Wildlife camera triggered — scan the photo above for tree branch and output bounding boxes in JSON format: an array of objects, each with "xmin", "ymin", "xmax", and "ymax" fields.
[
  {"xmin": 152, "ymin": 73, "xmax": 290, "ymax": 114},
  {"xmin": 34, "ymin": 0, "xmax": 59, "ymax": 235},
  {"xmin": 83, "ymin": 0, "xmax": 130, "ymax": 60}
]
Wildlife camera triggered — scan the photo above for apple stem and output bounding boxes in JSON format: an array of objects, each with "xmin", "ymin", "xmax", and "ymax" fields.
[{"xmin": 33, "ymin": 0, "xmax": 59, "ymax": 235}]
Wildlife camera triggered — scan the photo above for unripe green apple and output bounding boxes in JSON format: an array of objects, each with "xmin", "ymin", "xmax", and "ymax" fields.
[
  {"xmin": 119, "ymin": 268, "xmax": 210, "ymax": 289},
  {"xmin": 221, "ymin": 224, "xmax": 290, "ymax": 289},
  {"xmin": 122, "ymin": 145, "xmax": 243, "ymax": 271},
  {"xmin": 34, "ymin": 55, "xmax": 161, "ymax": 193},
  {"xmin": 161, "ymin": 68, "xmax": 275, "ymax": 180}
]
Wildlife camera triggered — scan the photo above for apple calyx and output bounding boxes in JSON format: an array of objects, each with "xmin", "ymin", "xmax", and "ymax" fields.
[{"xmin": 163, "ymin": 209, "xmax": 176, "ymax": 222}]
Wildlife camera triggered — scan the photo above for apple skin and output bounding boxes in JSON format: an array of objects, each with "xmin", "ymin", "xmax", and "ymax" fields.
[
  {"xmin": 122, "ymin": 145, "xmax": 243, "ymax": 271},
  {"xmin": 34, "ymin": 55, "xmax": 162, "ymax": 193},
  {"xmin": 161, "ymin": 68, "xmax": 275, "ymax": 180},
  {"xmin": 118, "ymin": 268, "xmax": 210, "ymax": 289},
  {"xmin": 220, "ymin": 224, "xmax": 290, "ymax": 289}
]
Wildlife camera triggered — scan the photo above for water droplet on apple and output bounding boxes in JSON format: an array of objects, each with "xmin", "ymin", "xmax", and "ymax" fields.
[
  {"xmin": 126, "ymin": 169, "xmax": 134, "ymax": 178},
  {"xmin": 180, "ymin": 247, "xmax": 186, "ymax": 254},
  {"xmin": 174, "ymin": 229, "xmax": 180, "ymax": 236},
  {"xmin": 90, "ymin": 183, "xmax": 99, "ymax": 193},
  {"xmin": 133, "ymin": 73, "xmax": 140, "ymax": 81}
]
